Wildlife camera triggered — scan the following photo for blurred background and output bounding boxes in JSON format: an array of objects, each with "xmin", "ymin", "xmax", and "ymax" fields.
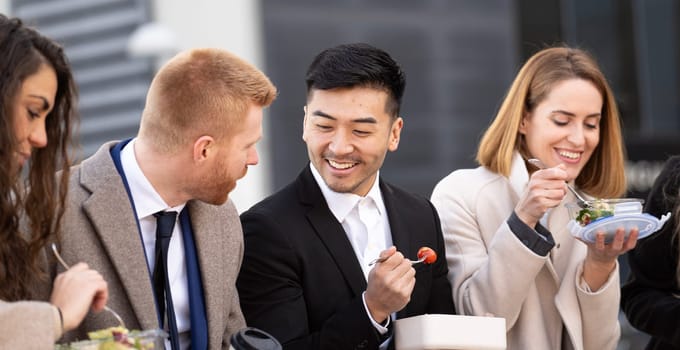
[{"xmin": 3, "ymin": 0, "xmax": 678, "ymax": 348}]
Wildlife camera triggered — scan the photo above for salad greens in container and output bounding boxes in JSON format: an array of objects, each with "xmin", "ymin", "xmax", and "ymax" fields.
[
  {"xmin": 566, "ymin": 198, "xmax": 644, "ymax": 226},
  {"xmin": 56, "ymin": 327, "xmax": 167, "ymax": 350}
]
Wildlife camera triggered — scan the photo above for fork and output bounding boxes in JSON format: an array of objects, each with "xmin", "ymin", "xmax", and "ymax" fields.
[
  {"xmin": 527, "ymin": 158, "xmax": 590, "ymax": 208},
  {"xmin": 51, "ymin": 243, "xmax": 126, "ymax": 328},
  {"xmin": 367, "ymin": 255, "xmax": 426, "ymax": 267}
]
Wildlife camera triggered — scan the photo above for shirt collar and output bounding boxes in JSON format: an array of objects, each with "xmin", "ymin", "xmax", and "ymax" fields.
[
  {"xmin": 309, "ymin": 163, "xmax": 384, "ymax": 223},
  {"xmin": 121, "ymin": 138, "xmax": 186, "ymax": 219}
]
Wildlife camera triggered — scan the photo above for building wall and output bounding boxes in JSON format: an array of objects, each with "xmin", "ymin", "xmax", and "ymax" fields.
[
  {"xmin": 10, "ymin": 1, "xmax": 676, "ymax": 211},
  {"xmin": 10, "ymin": 0, "xmax": 156, "ymax": 164}
]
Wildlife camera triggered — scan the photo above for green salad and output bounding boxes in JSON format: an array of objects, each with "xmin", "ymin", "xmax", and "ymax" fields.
[
  {"xmin": 58, "ymin": 327, "xmax": 162, "ymax": 350},
  {"xmin": 575, "ymin": 200, "xmax": 614, "ymax": 226},
  {"xmin": 90, "ymin": 327, "xmax": 150, "ymax": 350}
]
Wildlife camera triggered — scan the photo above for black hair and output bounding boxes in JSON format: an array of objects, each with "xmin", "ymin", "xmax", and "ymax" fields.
[{"xmin": 305, "ymin": 43, "xmax": 405, "ymax": 118}]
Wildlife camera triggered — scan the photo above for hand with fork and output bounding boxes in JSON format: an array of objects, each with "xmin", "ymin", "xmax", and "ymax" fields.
[
  {"xmin": 364, "ymin": 246, "xmax": 416, "ymax": 324},
  {"xmin": 49, "ymin": 243, "xmax": 111, "ymax": 333}
]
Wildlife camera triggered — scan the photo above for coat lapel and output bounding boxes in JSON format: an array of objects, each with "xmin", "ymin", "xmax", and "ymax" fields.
[
  {"xmin": 80, "ymin": 143, "xmax": 159, "ymax": 330},
  {"xmin": 508, "ymin": 152, "xmax": 562, "ymax": 285},
  {"xmin": 546, "ymin": 200, "xmax": 572, "ymax": 281},
  {"xmin": 190, "ymin": 201, "xmax": 228, "ymax": 348},
  {"xmin": 297, "ymin": 167, "xmax": 367, "ymax": 296}
]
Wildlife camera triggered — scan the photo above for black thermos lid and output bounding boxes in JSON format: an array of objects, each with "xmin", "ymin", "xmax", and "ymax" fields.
[{"xmin": 230, "ymin": 327, "xmax": 282, "ymax": 350}]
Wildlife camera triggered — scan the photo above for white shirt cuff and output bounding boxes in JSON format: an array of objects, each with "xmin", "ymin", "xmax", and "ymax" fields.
[{"xmin": 361, "ymin": 291, "xmax": 390, "ymax": 335}]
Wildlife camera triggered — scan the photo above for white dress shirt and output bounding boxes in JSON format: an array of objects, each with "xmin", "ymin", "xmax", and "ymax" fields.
[
  {"xmin": 121, "ymin": 138, "xmax": 191, "ymax": 349},
  {"xmin": 309, "ymin": 164, "xmax": 394, "ymax": 341}
]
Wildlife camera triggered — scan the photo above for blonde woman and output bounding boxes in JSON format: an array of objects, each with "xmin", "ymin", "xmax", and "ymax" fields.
[{"xmin": 431, "ymin": 46, "xmax": 637, "ymax": 350}]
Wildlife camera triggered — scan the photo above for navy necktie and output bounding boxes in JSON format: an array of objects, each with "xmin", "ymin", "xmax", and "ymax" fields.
[{"xmin": 153, "ymin": 211, "xmax": 180, "ymax": 350}]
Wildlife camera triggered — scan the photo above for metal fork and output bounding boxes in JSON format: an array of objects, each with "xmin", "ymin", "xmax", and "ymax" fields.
[
  {"xmin": 367, "ymin": 255, "xmax": 426, "ymax": 266},
  {"xmin": 527, "ymin": 158, "xmax": 589, "ymax": 208},
  {"xmin": 51, "ymin": 243, "xmax": 126, "ymax": 328}
]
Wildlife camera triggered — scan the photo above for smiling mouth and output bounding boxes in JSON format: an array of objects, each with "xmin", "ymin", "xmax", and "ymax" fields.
[
  {"xmin": 558, "ymin": 150, "xmax": 581, "ymax": 160},
  {"xmin": 327, "ymin": 159, "xmax": 357, "ymax": 170}
]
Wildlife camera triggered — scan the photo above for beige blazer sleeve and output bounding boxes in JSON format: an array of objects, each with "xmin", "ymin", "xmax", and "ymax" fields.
[
  {"xmin": 431, "ymin": 168, "xmax": 549, "ymax": 323},
  {"xmin": 571, "ymin": 261, "xmax": 621, "ymax": 350},
  {"xmin": 0, "ymin": 299, "xmax": 62, "ymax": 349}
]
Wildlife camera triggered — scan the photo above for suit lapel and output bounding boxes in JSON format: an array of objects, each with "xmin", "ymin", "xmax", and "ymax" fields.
[
  {"xmin": 380, "ymin": 181, "xmax": 412, "ymax": 259},
  {"xmin": 80, "ymin": 143, "xmax": 159, "ymax": 330},
  {"xmin": 298, "ymin": 167, "xmax": 367, "ymax": 295},
  {"xmin": 380, "ymin": 180, "xmax": 416, "ymax": 319},
  {"xmin": 190, "ymin": 201, "xmax": 226, "ymax": 348}
]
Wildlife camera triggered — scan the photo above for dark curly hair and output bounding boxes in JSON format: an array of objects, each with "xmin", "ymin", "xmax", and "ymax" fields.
[{"xmin": 0, "ymin": 14, "xmax": 77, "ymax": 301}]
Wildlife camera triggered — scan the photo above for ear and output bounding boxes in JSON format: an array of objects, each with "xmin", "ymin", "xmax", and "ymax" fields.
[
  {"xmin": 518, "ymin": 112, "xmax": 529, "ymax": 135},
  {"xmin": 302, "ymin": 105, "xmax": 309, "ymax": 142},
  {"xmin": 193, "ymin": 135, "xmax": 215, "ymax": 162},
  {"xmin": 388, "ymin": 117, "xmax": 404, "ymax": 152}
]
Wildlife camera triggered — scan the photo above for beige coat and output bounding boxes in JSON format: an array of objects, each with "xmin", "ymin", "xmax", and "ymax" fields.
[
  {"xmin": 430, "ymin": 152, "xmax": 620, "ymax": 350},
  {"xmin": 52, "ymin": 141, "xmax": 246, "ymax": 348},
  {"xmin": 0, "ymin": 300, "xmax": 61, "ymax": 349},
  {"xmin": 1, "ymin": 220, "xmax": 61, "ymax": 349}
]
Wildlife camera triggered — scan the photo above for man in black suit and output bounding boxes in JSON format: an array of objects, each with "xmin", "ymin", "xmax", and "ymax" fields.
[{"xmin": 236, "ymin": 43, "xmax": 455, "ymax": 350}]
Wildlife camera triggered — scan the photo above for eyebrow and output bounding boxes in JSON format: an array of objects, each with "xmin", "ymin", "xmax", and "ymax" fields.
[
  {"xmin": 28, "ymin": 94, "xmax": 51, "ymax": 111},
  {"xmin": 311, "ymin": 110, "xmax": 377, "ymax": 124},
  {"xmin": 551, "ymin": 110, "xmax": 601, "ymax": 118}
]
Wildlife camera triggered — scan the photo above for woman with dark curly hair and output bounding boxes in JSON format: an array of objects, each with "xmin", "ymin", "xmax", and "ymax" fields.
[
  {"xmin": 622, "ymin": 156, "xmax": 680, "ymax": 349},
  {"xmin": 0, "ymin": 14, "xmax": 108, "ymax": 348}
]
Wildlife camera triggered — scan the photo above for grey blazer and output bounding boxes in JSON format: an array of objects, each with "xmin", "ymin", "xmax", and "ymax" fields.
[{"xmin": 54, "ymin": 141, "xmax": 246, "ymax": 349}]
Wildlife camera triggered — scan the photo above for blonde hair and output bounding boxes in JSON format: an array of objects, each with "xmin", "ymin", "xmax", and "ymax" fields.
[
  {"xmin": 139, "ymin": 48, "xmax": 277, "ymax": 152},
  {"xmin": 477, "ymin": 46, "xmax": 626, "ymax": 198}
]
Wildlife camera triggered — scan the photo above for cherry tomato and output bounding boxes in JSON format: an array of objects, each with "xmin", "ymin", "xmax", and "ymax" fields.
[{"xmin": 417, "ymin": 246, "xmax": 437, "ymax": 264}]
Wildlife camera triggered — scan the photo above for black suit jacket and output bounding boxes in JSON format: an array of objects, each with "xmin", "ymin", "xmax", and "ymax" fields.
[{"xmin": 236, "ymin": 166, "xmax": 455, "ymax": 350}]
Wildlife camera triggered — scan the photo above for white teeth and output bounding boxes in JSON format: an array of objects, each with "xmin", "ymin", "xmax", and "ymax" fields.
[
  {"xmin": 328, "ymin": 160, "xmax": 355, "ymax": 169},
  {"xmin": 559, "ymin": 151, "xmax": 580, "ymax": 159}
]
